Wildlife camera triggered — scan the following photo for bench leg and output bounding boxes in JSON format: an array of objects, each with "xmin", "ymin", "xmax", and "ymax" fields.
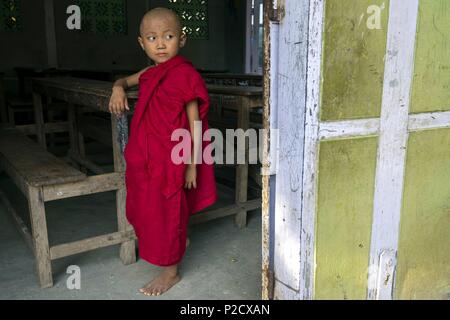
[
  {"xmin": 28, "ymin": 186, "xmax": 53, "ymax": 288},
  {"xmin": 117, "ymin": 188, "xmax": 136, "ymax": 265}
]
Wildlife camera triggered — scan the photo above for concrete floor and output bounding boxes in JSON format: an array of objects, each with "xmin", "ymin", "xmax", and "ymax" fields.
[{"xmin": 0, "ymin": 139, "xmax": 262, "ymax": 300}]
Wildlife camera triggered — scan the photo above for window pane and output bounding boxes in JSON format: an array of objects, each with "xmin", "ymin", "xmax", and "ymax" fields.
[
  {"xmin": 76, "ymin": 0, "xmax": 127, "ymax": 35},
  {"xmin": 168, "ymin": 0, "xmax": 209, "ymax": 40},
  {"xmin": 0, "ymin": 0, "xmax": 23, "ymax": 31}
]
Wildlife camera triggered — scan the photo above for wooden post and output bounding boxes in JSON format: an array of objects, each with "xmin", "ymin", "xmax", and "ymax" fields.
[
  {"xmin": 235, "ymin": 96, "xmax": 250, "ymax": 229},
  {"xmin": 28, "ymin": 186, "xmax": 53, "ymax": 288},
  {"xmin": 111, "ymin": 114, "xmax": 136, "ymax": 264},
  {"xmin": 32, "ymin": 92, "xmax": 46, "ymax": 148}
]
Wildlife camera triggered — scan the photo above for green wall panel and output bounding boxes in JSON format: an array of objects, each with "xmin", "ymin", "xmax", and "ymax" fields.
[
  {"xmin": 396, "ymin": 128, "xmax": 450, "ymax": 300},
  {"xmin": 410, "ymin": 0, "xmax": 450, "ymax": 113},
  {"xmin": 315, "ymin": 138, "xmax": 378, "ymax": 300},
  {"xmin": 321, "ymin": 0, "xmax": 389, "ymax": 121}
]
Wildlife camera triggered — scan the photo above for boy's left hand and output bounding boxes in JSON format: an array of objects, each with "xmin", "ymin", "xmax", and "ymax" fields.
[{"xmin": 184, "ymin": 165, "xmax": 197, "ymax": 189}]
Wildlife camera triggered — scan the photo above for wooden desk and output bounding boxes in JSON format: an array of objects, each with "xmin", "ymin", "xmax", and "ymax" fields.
[{"xmin": 31, "ymin": 77, "xmax": 262, "ymax": 229}]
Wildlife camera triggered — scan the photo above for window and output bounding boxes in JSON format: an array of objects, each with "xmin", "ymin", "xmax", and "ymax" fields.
[
  {"xmin": 245, "ymin": 0, "xmax": 263, "ymax": 74},
  {"xmin": 76, "ymin": 0, "xmax": 127, "ymax": 35},
  {"xmin": 168, "ymin": 0, "xmax": 209, "ymax": 40},
  {"xmin": 1, "ymin": 0, "xmax": 22, "ymax": 31}
]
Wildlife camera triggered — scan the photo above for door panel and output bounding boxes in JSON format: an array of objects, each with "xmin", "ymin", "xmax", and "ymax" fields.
[
  {"xmin": 395, "ymin": 128, "xmax": 450, "ymax": 300},
  {"xmin": 321, "ymin": 0, "xmax": 389, "ymax": 121},
  {"xmin": 269, "ymin": 0, "xmax": 449, "ymax": 300},
  {"xmin": 315, "ymin": 138, "xmax": 378, "ymax": 300},
  {"xmin": 410, "ymin": 0, "xmax": 450, "ymax": 113}
]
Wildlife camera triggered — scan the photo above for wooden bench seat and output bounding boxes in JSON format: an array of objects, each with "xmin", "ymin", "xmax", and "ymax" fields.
[
  {"xmin": 0, "ymin": 128, "xmax": 86, "ymax": 187},
  {"xmin": 0, "ymin": 126, "xmax": 135, "ymax": 288}
]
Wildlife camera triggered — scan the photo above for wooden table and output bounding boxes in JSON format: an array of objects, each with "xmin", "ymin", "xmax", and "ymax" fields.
[
  {"xmin": 14, "ymin": 67, "xmax": 72, "ymax": 97},
  {"xmin": 31, "ymin": 77, "xmax": 262, "ymax": 229},
  {"xmin": 206, "ymin": 84, "xmax": 263, "ymax": 228},
  {"xmin": 201, "ymin": 73, "xmax": 263, "ymax": 87}
]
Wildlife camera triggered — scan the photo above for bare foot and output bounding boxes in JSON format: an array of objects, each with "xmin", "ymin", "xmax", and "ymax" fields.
[{"xmin": 140, "ymin": 265, "xmax": 181, "ymax": 296}]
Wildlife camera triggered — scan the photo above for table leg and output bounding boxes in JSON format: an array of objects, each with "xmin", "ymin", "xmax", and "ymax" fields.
[
  {"xmin": 47, "ymin": 97, "xmax": 55, "ymax": 148},
  {"xmin": 67, "ymin": 103, "xmax": 87, "ymax": 172},
  {"xmin": 33, "ymin": 92, "xmax": 46, "ymax": 148},
  {"xmin": 111, "ymin": 114, "xmax": 136, "ymax": 265},
  {"xmin": 67, "ymin": 103, "xmax": 80, "ymax": 155},
  {"xmin": 235, "ymin": 97, "xmax": 250, "ymax": 229},
  {"xmin": 77, "ymin": 107, "xmax": 86, "ymax": 160}
]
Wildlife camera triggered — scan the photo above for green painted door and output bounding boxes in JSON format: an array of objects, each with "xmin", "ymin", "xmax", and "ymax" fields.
[
  {"xmin": 313, "ymin": 0, "xmax": 450, "ymax": 300},
  {"xmin": 267, "ymin": 0, "xmax": 449, "ymax": 300}
]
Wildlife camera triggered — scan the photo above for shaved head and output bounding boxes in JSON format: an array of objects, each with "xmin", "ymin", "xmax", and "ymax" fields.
[
  {"xmin": 139, "ymin": 7, "xmax": 183, "ymax": 37},
  {"xmin": 137, "ymin": 7, "xmax": 186, "ymax": 65}
]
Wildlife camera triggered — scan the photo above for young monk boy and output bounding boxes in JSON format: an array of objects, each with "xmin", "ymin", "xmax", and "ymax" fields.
[{"xmin": 108, "ymin": 7, "xmax": 217, "ymax": 296}]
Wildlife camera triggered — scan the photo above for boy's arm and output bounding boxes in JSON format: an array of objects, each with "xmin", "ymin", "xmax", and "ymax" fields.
[
  {"xmin": 109, "ymin": 67, "xmax": 149, "ymax": 115},
  {"xmin": 112, "ymin": 67, "xmax": 148, "ymax": 90},
  {"xmin": 186, "ymin": 99, "xmax": 201, "ymax": 165},
  {"xmin": 185, "ymin": 99, "xmax": 201, "ymax": 189}
]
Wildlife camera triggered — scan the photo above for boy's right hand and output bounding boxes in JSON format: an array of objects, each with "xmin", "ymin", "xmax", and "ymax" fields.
[{"xmin": 109, "ymin": 86, "xmax": 130, "ymax": 116}]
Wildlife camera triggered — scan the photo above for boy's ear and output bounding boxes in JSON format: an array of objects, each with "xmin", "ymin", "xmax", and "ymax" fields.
[
  {"xmin": 138, "ymin": 37, "xmax": 145, "ymax": 50},
  {"xmin": 179, "ymin": 33, "xmax": 187, "ymax": 48}
]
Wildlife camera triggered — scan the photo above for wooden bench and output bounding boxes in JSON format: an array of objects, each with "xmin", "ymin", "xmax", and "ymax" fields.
[{"xmin": 0, "ymin": 126, "xmax": 135, "ymax": 288}]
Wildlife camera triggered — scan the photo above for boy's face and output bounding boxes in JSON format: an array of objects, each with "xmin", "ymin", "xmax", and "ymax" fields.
[{"xmin": 138, "ymin": 15, "xmax": 186, "ymax": 65}]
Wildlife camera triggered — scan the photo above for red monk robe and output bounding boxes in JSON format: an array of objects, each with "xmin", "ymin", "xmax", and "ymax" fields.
[{"xmin": 124, "ymin": 55, "xmax": 217, "ymax": 266}]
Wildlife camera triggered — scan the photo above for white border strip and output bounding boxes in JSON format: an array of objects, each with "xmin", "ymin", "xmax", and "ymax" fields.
[
  {"xmin": 273, "ymin": 0, "xmax": 310, "ymax": 298},
  {"xmin": 318, "ymin": 111, "xmax": 450, "ymax": 141},
  {"xmin": 300, "ymin": 0, "xmax": 325, "ymax": 300},
  {"xmin": 367, "ymin": 0, "xmax": 419, "ymax": 300},
  {"xmin": 319, "ymin": 118, "xmax": 380, "ymax": 140},
  {"xmin": 409, "ymin": 111, "xmax": 450, "ymax": 131}
]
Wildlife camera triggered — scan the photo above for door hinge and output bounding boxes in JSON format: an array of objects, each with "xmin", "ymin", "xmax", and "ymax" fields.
[
  {"xmin": 268, "ymin": 270, "xmax": 275, "ymax": 299},
  {"xmin": 268, "ymin": 0, "xmax": 285, "ymax": 23}
]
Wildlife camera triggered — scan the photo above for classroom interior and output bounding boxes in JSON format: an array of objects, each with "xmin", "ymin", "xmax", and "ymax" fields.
[{"xmin": 0, "ymin": 0, "xmax": 265, "ymax": 299}]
